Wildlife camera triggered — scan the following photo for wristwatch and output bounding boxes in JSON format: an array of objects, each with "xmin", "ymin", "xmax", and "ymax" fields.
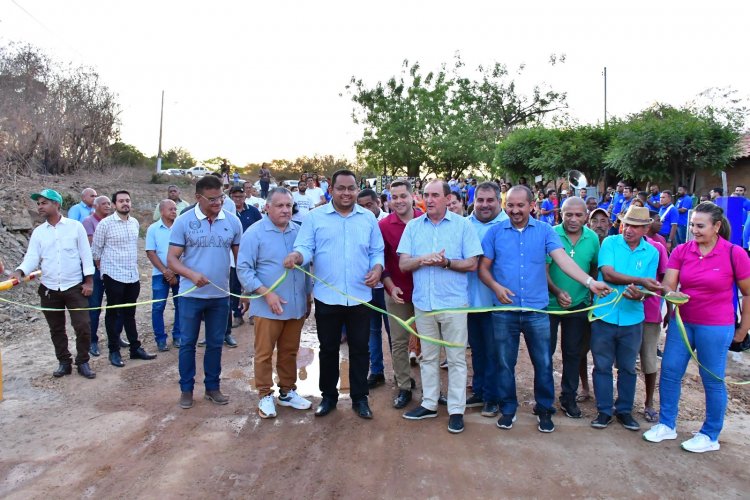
[
  {"xmin": 585, "ymin": 276, "xmax": 593, "ymax": 288},
  {"xmin": 445, "ymin": 258, "xmax": 451, "ymax": 269}
]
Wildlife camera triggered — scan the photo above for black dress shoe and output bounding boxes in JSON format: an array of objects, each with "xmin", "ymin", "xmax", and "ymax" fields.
[
  {"xmin": 77, "ymin": 362, "xmax": 96, "ymax": 379},
  {"xmin": 353, "ymin": 400, "xmax": 373, "ymax": 419},
  {"xmin": 119, "ymin": 336, "xmax": 130, "ymax": 348},
  {"xmin": 224, "ymin": 334, "xmax": 238, "ymax": 348},
  {"xmin": 53, "ymin": 362, "xmax": 72, "ymax": 377},
  {"xmin": 130, "ymin": 347, "xmax": 157, "ymax": 360},
  {"xmin": 89, "ymin": 342, "xmax": 100, "ymax": 357},
  {"xmin": 367, "ymin": 373, "xmax": 385, "ymax": 388},
  {"xmin": 109, "ymin": 351, "xmax": 125, "ymax": 367},
  {"xmin": 393, "ymin": 389, "xmax": 412, "ymax": 409},
  {"xmin": 315, "ymin": 399, "xmax": 337, "ymax": 417}
]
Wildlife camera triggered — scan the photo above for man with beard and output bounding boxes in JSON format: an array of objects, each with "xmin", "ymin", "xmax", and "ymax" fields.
[
  {"xmin": 13, "ymin": 189, "xmax": 96, "ymax": 379},
  {"xmin": 153, "ymin": 185, "xmax": 190, "ymax": 221},
  {"xmin": 284, "ymin": 169, "xmax": 384, "ymax": 420},
  {"xmin": 546, "ymin": 197, "xmax": 600, "ymax": 418},
  {"xmin": 92, "ymin": 190, "xmax": 157, "ymax": 368}
]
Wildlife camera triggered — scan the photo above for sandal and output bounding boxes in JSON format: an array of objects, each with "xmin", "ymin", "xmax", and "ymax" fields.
[{"xmin": 644, "ymin": 406, "xmax": 658, "ymax": 423}]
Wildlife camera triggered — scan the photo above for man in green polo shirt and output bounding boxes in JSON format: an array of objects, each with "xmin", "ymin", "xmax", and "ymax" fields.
[{"xmin": 546, "ymin": 197, "xmax": 600, "ymax": 418}]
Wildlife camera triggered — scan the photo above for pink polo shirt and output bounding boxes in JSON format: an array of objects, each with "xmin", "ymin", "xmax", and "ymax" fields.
[
  {"xmin": 667, "ymin": 238, "xmax": 750, "ymax": 326},
  {"xmin": 644, "ymin": 236, "xmax": 668, "ymax": 323}
]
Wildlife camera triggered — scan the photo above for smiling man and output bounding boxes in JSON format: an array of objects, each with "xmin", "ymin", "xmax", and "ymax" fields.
[{"xmin": 284, "ymin": 169, "xmax": 385, "ymax": 420}]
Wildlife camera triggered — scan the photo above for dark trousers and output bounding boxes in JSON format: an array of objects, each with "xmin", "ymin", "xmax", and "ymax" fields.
[
  {"xmin": 549, "ymin": 304, "xmax": 590, "ymax": 403},
  {"xmin": 314, "ymin": 300, "xmax": 371, "ymax": 403},
  {"xmin": 260, "ymin": 180, "xmax": 270, "ymax": 199},
  {"xmin": 39, "ymin": 283, "xmax": 91, "ymax": 365},
  {"xmin": 89, "ymin": 268, "xmax": 122, "ymax": 344},
  {"xmin": 229, "ymin": 267, "xmax": 242, "ymax": 319},
  {"xmin": 103, "ymin": 275, "xmax": 141, "ymax": 354}
]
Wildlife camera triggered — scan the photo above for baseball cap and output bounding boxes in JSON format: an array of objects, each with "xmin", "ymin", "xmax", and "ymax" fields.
[
  {"xmin": 588, "ymin": 207, "xmax": 609, "ymax": 220},
  {"xmin": 30, "ymin": 189, "xmax": 63, "ymax": 205}
]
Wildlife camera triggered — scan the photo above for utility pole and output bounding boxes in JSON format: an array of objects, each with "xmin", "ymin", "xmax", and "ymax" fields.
[
  {"xmin": 156, "ymin": 90, "xmax": 164, "ymax": 173},
  {"xmin": 603, "ymin": 67, "xmax": 608, "ymax": 127}
]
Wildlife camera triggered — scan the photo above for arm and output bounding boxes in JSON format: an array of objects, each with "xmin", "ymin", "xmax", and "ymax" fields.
[
  {"xmin": 478, "ymin": 255, "xmax": 514, "ymax": 304},
  {"xmin": 91, "ymin": 220, "xmax": 105, "ymax": 266},
  {"xmin": 167, "ymin": 245, "xmax": 208, "ymax": 287},
  {"xmin": 546, "ymin": 262, "xmax": 572, "ymax": 308},
  {"xmin": 364, "ymin": 222, "xmax": 385, "ymax": 287},
  {"xmin": 599, "ymin": 264, "xmax": 662, "ymax": 292},
  {"xmin": 77, "ymin": 224, "xmax": 95, "ymax": 296},
  {"xmin": 549, "ymin": 248, "xmax": 610, "ymax": 296},
  {"xmin": 735, "ymin": 277, "xmax": 750, "ymax": 342}
]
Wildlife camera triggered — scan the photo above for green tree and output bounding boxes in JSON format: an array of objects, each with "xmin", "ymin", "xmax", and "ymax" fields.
[
  {"xmin": 109, "ymin": 141, "xmax": 147, "ymax": 167},
  {"xmin": 605, "ymin": 104, "xmax": 741, "ymax": 188},
  {"xmin": 163, "ymin": 147, "xmax": 196, "ymax": 169}
]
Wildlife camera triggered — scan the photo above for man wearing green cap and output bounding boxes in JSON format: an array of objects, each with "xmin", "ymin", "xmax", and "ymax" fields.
[{"xmin": 12, "ymin": 189, "xmax": 97, "ymax": 379}]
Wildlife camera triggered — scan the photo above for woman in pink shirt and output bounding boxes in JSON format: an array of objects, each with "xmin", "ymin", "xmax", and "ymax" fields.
[{"xmin": 643, "ymin": 202, "xmax": 750, "ymax": 453}]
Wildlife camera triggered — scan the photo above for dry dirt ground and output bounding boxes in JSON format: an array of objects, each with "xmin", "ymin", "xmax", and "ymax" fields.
[{"xmin": 1, "ymin": 167, "xmax": 750, "ymax": 499}]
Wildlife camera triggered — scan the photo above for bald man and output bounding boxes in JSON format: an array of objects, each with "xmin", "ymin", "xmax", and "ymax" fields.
[{"xmin": 67, "ymin": 188, "xmax": 97, "ymax": 223}]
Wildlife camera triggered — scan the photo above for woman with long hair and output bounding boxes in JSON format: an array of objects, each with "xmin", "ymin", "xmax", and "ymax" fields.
[{"xmin": 643, "ymin": 202, "xmax": 750, "ymax": 452}]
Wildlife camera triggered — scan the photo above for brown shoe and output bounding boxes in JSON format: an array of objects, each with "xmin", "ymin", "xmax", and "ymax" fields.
[
  {"xmin": 204, "ymin": 389, "xmax": 229, "ymax": 405},
  {"xmin": 180, "ymin": 392, "xmax": 193, "ymax": 409}
]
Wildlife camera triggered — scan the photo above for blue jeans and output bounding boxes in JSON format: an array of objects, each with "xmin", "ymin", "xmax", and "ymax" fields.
[
  {"xmin": 88, "ymin": 269, "xmax": 121, "ymax": 344},
  {"xmin": 468, "ymin": 311, "xmax": 500, "ymax": 403},
  {"xmin": 178, "ymin": 297, "xmax": 229, "ymax": 392},
  {"xmin": 493, "ymin": 311, "xmax": 555, "ymax": 415},
  {"xmin": 590, "ymin": 320, "xmax": 642, "ymax": 416},
  {"xmin": 151, "ymin": 275, "xmax": 181, "ymax": 344},
  {"xmin": 658, "ymin": 321, "xmax": 734, "ymax": 440},
  {"xmin": 368, "ymin": 287, "xmax": 392, "ymax": 375}
]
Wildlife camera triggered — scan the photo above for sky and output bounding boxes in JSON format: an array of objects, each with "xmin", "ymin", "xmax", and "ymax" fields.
[{"xmin": 1, "ymin": 0, "xmax": 748, "ymax": 167}]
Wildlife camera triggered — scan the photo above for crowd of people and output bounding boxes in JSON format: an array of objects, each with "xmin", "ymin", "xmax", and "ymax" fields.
[{"xmin": 8, "ymin": 168, "xmax": 750, "ymax": 454}]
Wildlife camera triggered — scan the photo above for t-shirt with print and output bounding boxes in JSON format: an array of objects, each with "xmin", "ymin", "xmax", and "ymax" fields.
[
  {"xmin": 170, "ymin": 206, "xmax": 242, "ymax": 299},
  {"xmin": 292, "ymin": 192, "xmax": 316, "ymax": 223}
]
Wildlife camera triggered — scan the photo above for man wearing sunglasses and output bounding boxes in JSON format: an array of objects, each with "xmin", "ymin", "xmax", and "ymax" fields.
[{"xmin": 168, "ymin": 175, "xmax": 244, "ymax": 410}]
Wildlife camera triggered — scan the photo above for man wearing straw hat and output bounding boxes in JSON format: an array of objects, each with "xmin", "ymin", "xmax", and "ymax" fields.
[
  {"xmin": 13, "ymin": 189, "xmax": 96, "ymax": 379},
  {"xmin": 589, "ymin": 205, "xmax": 661, "ymax": 432}
]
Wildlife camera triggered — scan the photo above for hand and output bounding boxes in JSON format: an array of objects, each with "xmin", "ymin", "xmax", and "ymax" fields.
[
  {"xmin": 239, "ymin": 297, "xmax": 249, "ymax": 315},
  {"xmin": 9, "ymin": 270, "xmax": 22, "ymax": 281},
  {"xmin": 420, "ymin": 249, "xmax": 446, "ymax": 267},
  {"xmin": 0, "ymin": 258, "xmax": 4, "ymax": 274},
  {"xmin": 81, "ymin": 282, "xmax": 93, "ymax": 297},
  {"xmin": 556, "ymin": 290, "xmax": 572, "ymax": 309},
  {"xmin": 588, "ymin": 281, "xmax": 612, "ymax": 298},
  {"xmin": 639, "ymin": 278, "xmax": 663, "ymax": 293},
  {"xmin": 191, "ymin": 272, "xmax": 209, "ymax": 287},
  {"xmin": 662, "ymin": 315, "xmax": 670, "ymax": 329},
  {"xmin": 168, "ymin": 276, "xmax": 179, "ymax": 287},
  {"xmin": 283, "ymin": 251, "xmax": 302, "ymax": 269},
  {"xmin": 733, "ymin": 328, "xmax": 747, "ymax": 343},
  {"xmin": 163, "ymin": 269, "xmax": 176, "ymax": 282},
  {"xmin": 493, "ymin": 284, "xmax": 515, "ymax": 305},
  {"xmin": 264, "ymin": 291, "xmax": 287, "ymax": 315},
  {"xmin": 364, "ymin": 266, "xmax": 382, "ymax": 288},
  {"xmin": 390, "ymin": 286, "xmax": 405, "ymax": 304},
  {"xmin": 622, "ymin": 284, "xmax": 644, "ymax": 301}
]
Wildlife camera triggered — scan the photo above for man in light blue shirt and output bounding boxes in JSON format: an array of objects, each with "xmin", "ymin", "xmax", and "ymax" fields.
[
  {"xmin": 145, "ymin": 199, "xmax": 181, "ymax": 352},
  {"xmin": 284, "ymin": 169, "xmax": 384, "ymax": 420},
  {"xmin": 465, "ymin": 182, "xmax": 508, "ymax": 418},
  {"xmin": 238, "ymin": 188, "xmax": 313, "ymax": 419},
  {"xmin": 590, "ymin": 205, "xmax": 660, "ymax": 432},
  {"xmin": 67, "ymin": 188, "xmax": 97, "ymax": 223},
  {"xmin": 479, "ymin": 185, "xmax": 610, "ymax": 434},
  {"xmin": 398, "ymin": 180, "xmax": 483, "ymax": 434}
]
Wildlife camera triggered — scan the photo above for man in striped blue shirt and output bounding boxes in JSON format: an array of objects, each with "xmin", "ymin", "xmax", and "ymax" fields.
[
  {"xmin": 398, "ymin": 180, "xmax": 483, "ymax": 434},
  {"xmin": 284, "ymin": 169, "xmax": 385, "ymax": 420}
]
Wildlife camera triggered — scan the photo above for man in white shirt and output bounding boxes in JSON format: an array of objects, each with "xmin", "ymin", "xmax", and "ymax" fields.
[
  {"xmin": 292, "ymin": 180, "xmax": 316, "ymax": 224},
  {"xmin": 305, "ymin": 177, "xmax": 326, "ymax": 207},
  {"xmin": 92, "ymin": 190, "xmax": 157, "ymax": 368},
  {"xmin": 12, "ymin": 189, "xmax": 96, "ymax": 379},
  {"xmin": 243, "ymin": 181, "xmax": 266, "ymax": 212}
]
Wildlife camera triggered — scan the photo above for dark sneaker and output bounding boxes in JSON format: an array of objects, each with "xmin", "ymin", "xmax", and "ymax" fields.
[
  {"xmin": 224, "ymin": 334, "xmax": 238, "ymax": 348},
  {"xmin": 616, "ymin": 412, "xmax": 641, "ymax": 431},
  {"xmin": 403, "ymin": 406, "xmax": 438, "ymax": 420},
  {"xmin": 438, "ymin": 394, "xmax": 448, "ymax": 406},
  {"xmin": 481, "ymin": 402, "xmax": 500, "ymax": 417},
  {"xmin": 204, "ymin": 389, "xmax": 229, "ymax": 405},
  {"xmin": 367, "ymin": 373, "xmax": 386, "ymax": 388},
  {"xmin": 465, "ymin": 394, "xmax": 484, "ymax": 408},
  {"xmin": 560, "ymin": 399, "xmax": 582, "ymax": 418},
  {"xmin": 591, "ymin": 412, "xmax": 613, "ymax": 429},
  {"xmin": 537, "ymin": 411, "xmax": 555, "ymax": 433},
  {"xmin": 496, "ymin": 413, "xmax": 517, "ymax": 429},
  {"xmin": 180, "ymin": 392, "xmax": 193, "ymax": 409},
  {"xmin": 157, "ymin": 341, "xmax": 170, "ymax": 352},
  {"xmin": 448, "ymin": 414, "xmax": 464, "ymax": 434},
  {"xmin": 173, "ymin": 338, "xmax": 182, "ymax": 348}
]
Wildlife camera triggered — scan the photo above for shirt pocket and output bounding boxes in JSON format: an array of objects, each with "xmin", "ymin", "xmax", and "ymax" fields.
[{"xmin": 60, "ymin": 233, "xmax": 79, "ymax": 258}]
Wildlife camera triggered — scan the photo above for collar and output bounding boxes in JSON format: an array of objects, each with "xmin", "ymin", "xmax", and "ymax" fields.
[
  {"xmin": 501, "ymin": 216, "xmax": 538, "ymax": 231},
  {"xmin": 387, "ymin": 209, "xmax": 422, "ymax": 225},
  {"xmin": 323, "ymin": 201, "xmax": 365, "ymax": 217},
  {"xmin": 555, "ymin": 224, "xmax": 594, "ymax": 242},
  {"xmin": 43, "ymin": 215, "xmax": 69, "ymax": 228},
  {"xmin": 261, "ymin": 215, "xmax": 295, "ymax": 233},
  {"xmin": 158, "ymin": 220, "xmax": 173, "ymax": 230},
  {"xmin": 660, "ymin": 204, "xmax": 674, "ymax": 211},
  {"xmin": 614, "ymin": 234, "xmax": 649, "ymax": 252},
  {"xmin": 194, "ymin": 204, "xmax": 226, "ymax": 221},
  {"xmin": 421, "ymin": 208, "xmax": 459, "ymax": 225},
  {"xmin": 685, "ymin": 236, "xmax": 730, "ymax": 258},
  {"xmin": 469, "ymin": 210, "xmax": 508, "ymax": 226}
]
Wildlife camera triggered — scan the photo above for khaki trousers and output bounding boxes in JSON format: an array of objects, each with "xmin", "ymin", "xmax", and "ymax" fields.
[
  {"xmin": 385, "ymin": 295, "xmax": 415, "ymax": 390},
  {"xmin": 253, "ymin": 316, "xmax": 305, "ymax": 397}
]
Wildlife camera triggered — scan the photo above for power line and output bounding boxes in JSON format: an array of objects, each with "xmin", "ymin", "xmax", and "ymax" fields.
[{"xmin": 9, "ymin": 0, "xmax": 86, "ymax": 59}]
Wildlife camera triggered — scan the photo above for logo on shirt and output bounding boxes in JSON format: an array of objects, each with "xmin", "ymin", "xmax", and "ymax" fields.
[
  {"xmin": 186, "ymin": 234, "xmax": 234, "ymax": 248},
  {"xmin": 189, "ymin": 220, "xmax": 201, "ymax": 230}
]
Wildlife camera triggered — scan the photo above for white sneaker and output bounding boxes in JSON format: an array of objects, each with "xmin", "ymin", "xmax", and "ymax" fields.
[
  {"xmin": 409, "ymin": 351, "xmax": 418, "ymax": 366},
  {"xmin": 681, "ymin": 432, "xmax": 720, "ymax": 453},
  {"xmin": 277, "ymin": 389, "xmax": 312, "ymax": 410},
  {"xmin": 643, "ymin": 423, "xmax": 677, "ymax": 443},
  {"xmin": 258, "ymin": 395, "xmax": 277, "ymax": 418}
]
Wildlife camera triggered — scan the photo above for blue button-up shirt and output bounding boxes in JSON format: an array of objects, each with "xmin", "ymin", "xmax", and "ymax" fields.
[
  {"xmin": 467, "ymin": 210, "xmax": 508, "ymax": 307},
  {"xmin": 294, "ymin": 202, "xmax": 384, "ymax": 306},
  {"xmin": 481, "ymin": 217, "xmax": 563, "ymax": 309},
  {"xmin": 593, "ymin": 234, "xmax": 659, "ymax": 326},
  {"xmin": 237, "ymin": 217, "xmax": 312, "ymax": 320},
  {"xmin": 67, "ymin": 201, "xmax": 93, "ymax": 223},
  {"xmin": 145, "ymin": 220, "xmax": 173, "ymax": 276},
  {"xmin": 397, "ymin": 210, "xmax": 483, "ymax": 311}
]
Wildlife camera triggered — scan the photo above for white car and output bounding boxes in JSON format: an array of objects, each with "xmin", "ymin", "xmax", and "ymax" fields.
[
  {"xmin": 282, "ymin": 180, "xmax": 299, "ymax": 189},
  {"xmin": 164, "ymin": 168, "xmax": 184, "ymax": 176},
  {"xmin": 252, "ymin": 180, "xmax": 278, "ymax": 191},
  {"xmin": 186, "ymin": 166, "xmax": 208, "ymax": 178}
]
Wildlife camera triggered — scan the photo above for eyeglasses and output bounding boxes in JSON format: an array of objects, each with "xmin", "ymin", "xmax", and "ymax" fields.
[
  {"xmin": 198, "ymin": 194, "xmax": 225, "ymax": 204},
  {"xmin": 333, "ymin": 185, "xmax": 358, "ymax": 193}
]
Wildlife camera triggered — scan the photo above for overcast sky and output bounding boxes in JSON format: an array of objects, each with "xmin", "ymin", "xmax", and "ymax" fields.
[{"xmin": 2, "ymin": 0, "xmax": 747, "ymax": 166}]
